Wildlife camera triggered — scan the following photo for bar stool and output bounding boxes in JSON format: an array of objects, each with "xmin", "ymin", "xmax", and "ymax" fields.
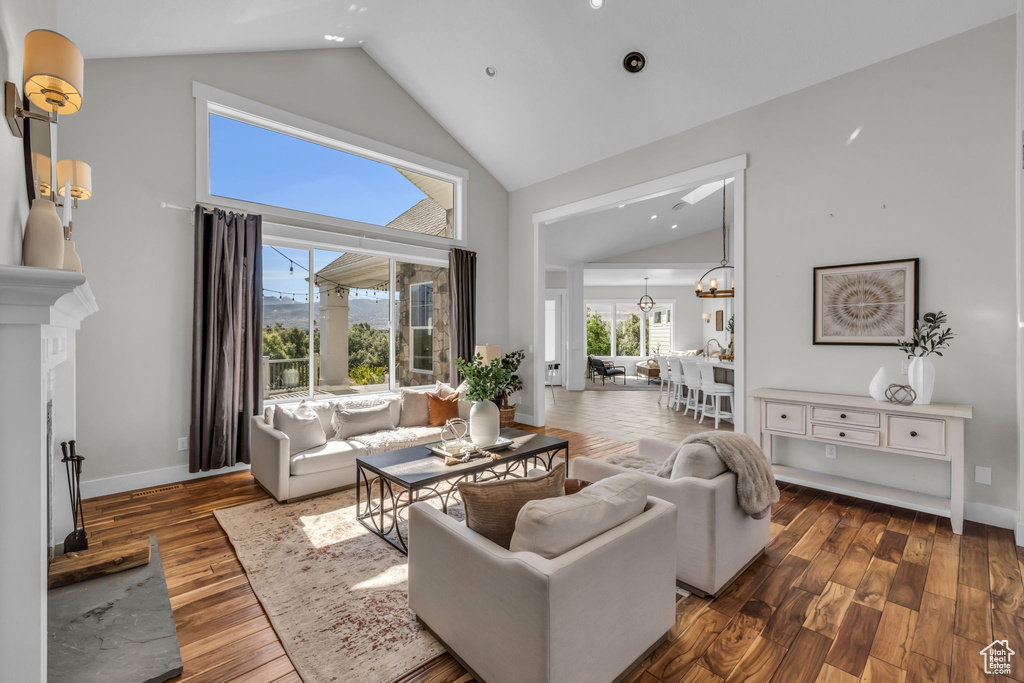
[
  {"xmin": 545, "ymin": 361, "xmax": 559, "ymax": 403},
  {"xmin": 657, "ymin": 355, "xmax": 672, "ymax": 404},
  {"xmin": 697, "ymin": 363, "xmax": 734, "ymax": 429},
  {"xmin": 679, "ymin": 359, "xmax": 703, "ymax": 415}
]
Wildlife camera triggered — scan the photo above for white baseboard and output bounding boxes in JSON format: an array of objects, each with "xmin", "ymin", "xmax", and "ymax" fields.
[
  {"xmin": 515, "ymin": 412, "xmax": 539, "ymax": 427},
  {"xmin": 1016, "ymin": 520, "xmax": 1024, "ymax": 547},
  {"xmin": 82, "ymin": 462, "xmax": 250, "ymax": 499},
  {"xmin": 963, "ymin": 501, "xmax": 1017, "ymax": 532}
]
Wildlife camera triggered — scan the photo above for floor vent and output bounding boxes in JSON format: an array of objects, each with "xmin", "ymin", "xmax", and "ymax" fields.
[{"xmin": 130, "ymin": 484, "xmax": 184, "ymax": 499}]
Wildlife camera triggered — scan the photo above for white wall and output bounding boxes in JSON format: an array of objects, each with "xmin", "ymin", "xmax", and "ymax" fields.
[
  {"xmin": 702, "ymin": 298, "xmax": 730, "ymax": 349},
  {"xmin": 0, "ymin": 0, "xmax": 56, "ymax": 265},
  {"xmin": 510, "ymin": 19, "xmax": 1018, "ymax": 516},
  {"xmin": 60, "ymin": 48, "xmax": 509, "ymax": 482}
]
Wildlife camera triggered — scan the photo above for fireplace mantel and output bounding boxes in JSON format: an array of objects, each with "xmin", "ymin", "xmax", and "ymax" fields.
[{"xmin": 0, "ymin": 264, "xmax": 98, "ymax": 682}]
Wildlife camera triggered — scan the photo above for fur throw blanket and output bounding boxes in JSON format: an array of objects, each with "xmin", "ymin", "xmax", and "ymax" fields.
[{"xmin": 682, "ymin": 432, "xmax": 779, "ymax": 519}]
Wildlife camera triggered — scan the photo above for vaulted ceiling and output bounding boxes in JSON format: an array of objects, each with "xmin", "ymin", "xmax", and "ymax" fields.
[{"xmin": 58, "ymin": 0, "xmax": 1015, "ymax": 190}]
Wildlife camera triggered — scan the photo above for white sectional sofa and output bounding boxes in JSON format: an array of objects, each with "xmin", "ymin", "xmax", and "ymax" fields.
[{"xmin": 250, "ymin": 389, "xmax": 468, "ymax": 503}]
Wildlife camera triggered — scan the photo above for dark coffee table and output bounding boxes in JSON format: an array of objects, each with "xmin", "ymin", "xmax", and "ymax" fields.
[{"xmin": 355, "ymin": 427, "xmax": 569, "ymax": 554}]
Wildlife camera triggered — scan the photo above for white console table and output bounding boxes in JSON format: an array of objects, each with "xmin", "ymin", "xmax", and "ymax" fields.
[{"xmin": 749, "ymin": 388, "xmax": 972, "ymax": 534}]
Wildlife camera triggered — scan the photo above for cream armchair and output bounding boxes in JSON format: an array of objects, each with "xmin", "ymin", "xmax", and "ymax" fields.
[
  {"xmin": 408, "ymin": 497, "xmax": 677, "ymax": 683},
  {"xmin": 573, "ymin": 438, "xmax": 770, "ymax": 597}
]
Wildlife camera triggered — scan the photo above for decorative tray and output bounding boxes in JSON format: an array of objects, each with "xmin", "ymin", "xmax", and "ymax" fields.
[{"xmin": 428, "ymin": 436, "xmax": 515, "ymax": 458}]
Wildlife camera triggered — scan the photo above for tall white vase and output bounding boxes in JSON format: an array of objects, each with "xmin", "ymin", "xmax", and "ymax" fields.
[
  {"xmin": 22, "ymin": 199, "xmax": 65, "ymax": 269},
  {"xmin": 908, "ymin": 356, "xmax": 935, "ymax": 405},
  {"xmin": 868, "ymin": 366, "xmax": 892, "ymax": 401},
  {"xmin": 469, "ymin": 400, "xmax": 500, "ymax": 447},
  {"xmin": 62, "ymin": 238, "xmax": 83, "ymax": 273}
]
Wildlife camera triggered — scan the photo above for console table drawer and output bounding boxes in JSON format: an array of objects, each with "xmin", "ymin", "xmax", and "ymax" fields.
[
  {"xmin": 765, "ymin": 402, "xmax": 805, "ymax": 434},
  {"xmin": 810, "ymin": 424, "xmax": 880, "ymax": 447},
  {"xmin": 886, "ymin": 416, "xmax": 945, "ymax": 456},
  {"xmin": 810, "ymin": 407, "xmax": 880, "ymax": 429}
]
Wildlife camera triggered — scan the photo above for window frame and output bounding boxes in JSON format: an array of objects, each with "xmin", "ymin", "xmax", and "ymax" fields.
[
  {"xmin": 194, "ymin": 82, "xmax": 470, "ymax": 249},
  {"xmin": 585, "ymin": 300, "xmax": 675, "ymax": 358},
  {"xmin": 409, "ymin": 281, "xmax": 435, "ymax": 374},
  {"xmin": 261, "ymin": 230, "xmax": 450, "ymax": 405}
]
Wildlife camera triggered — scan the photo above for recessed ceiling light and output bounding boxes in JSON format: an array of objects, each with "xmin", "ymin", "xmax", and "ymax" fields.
[
  {"xmin": 485, "ymin": 66, "xmax": 497, "ymax": 77},
  {"xmin": 618, "ymin": 204, "xmax": 625, "ymax": 208},
  {"xmin": 650, "ymin": 214, "xmax": 657, "ymax": 220},
  {"xmin": 590, "ymin": 0, "xmax": 604, "ymax": 8},
  {"xmin": 323, "ymin": 35, "xmax": 345, "ymax": 42},
  {"xmin": 671, "ymin": 224, "xmax": 678, "ymax": 229}
]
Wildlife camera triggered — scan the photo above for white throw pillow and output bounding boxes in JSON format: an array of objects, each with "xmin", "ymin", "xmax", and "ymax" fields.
[
  {"xmin": 509, "ymin": 473, "xmax": 648, "ymax": 559},
  {"xmin": 670, "ymin": 443, "xmax": 728, "ymax": 480},
  {"xmin": 303, "ymin": 400, "xmax": 338, "ymax": 438},
  {"xmin": 273, "ymin": 403, "xmax": 327, "ymax": 456},
  {"xmin": 335, "ymin": 402, "xmax": 395, "ymax": 440}
]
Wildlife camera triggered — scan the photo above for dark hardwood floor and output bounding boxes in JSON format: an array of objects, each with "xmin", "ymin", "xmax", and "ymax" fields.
[{"xmin": 79, "ymin": 426, "xmax": 1024, "ymax": 683}]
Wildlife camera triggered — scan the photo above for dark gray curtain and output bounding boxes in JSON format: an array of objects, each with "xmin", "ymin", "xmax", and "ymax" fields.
[
  {"xmin": 190, "ymin": 206, "xmax": 263, "ymax": 472},
  {"xmin": 449, "ymin": 248, "xmax": 477, "ymax": 384}
]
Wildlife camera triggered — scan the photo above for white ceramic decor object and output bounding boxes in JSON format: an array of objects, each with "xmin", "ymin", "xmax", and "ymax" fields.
[
  {"xmin": 868, "ymin": 367, "xmax": 892, "ymax": 401},
  {"xmin": 62, "ymin": 238, "xmax": 82, "ymax": 273},
  {"xmin": 469, "ymin": 400, "xmax": 500, "ymax": 447},
  {"xmin": 22, "ymin": 199, "xmax": 65, "ymax": 269},
  {"xmin": 908, "ymin": 356, "xmax": 935, "ymax": 405}
]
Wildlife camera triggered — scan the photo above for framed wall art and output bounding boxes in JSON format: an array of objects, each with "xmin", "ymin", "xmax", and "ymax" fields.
[
  {"xmin": 715, "ymin": 310, "xmax": 724, "ymax": 331},
  {"xmin": 813, "ymin": 258, "xmax": 919, "ymax": 345}
]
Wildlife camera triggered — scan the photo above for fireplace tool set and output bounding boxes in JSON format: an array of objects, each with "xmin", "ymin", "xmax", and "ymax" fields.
[{"xmin": 60, "ymin": 440, "xmax": 88, "ymax": 552}]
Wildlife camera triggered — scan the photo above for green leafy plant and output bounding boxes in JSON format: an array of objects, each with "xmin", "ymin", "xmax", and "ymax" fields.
[
  {"xmin": 349, "ymin": 365, "xmax": 387, "ymax": 386},
  {"xmin": 726, "ymin": 315, "xmax": 735, "ymax": 335},
  {"xmin": 897, "ymin": 311, "xmax": 955, "ymax": 358},
  {"xmin": 497, "ymin": 349, "xmax": 525, "ymax": 409},
  {"xmin": 454, "ymin": 354, "xmax": 512, "ymax": 402}
]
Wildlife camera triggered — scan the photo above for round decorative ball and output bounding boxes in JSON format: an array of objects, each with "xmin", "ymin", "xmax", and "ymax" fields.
[{"xmin": 885, "ymin": 383, "xmax": 917, "ymax": 405}]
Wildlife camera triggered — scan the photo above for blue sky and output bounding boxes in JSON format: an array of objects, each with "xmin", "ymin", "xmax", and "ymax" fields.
[{"xmin": 209, "ymin": 114, "xmax": 426, "ymax": 226}]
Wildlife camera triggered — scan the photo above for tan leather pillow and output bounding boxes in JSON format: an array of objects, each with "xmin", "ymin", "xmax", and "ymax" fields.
[
  {"xmin": 458, "ymin": 464, "xmax": 566, "ymax": 549},
  {"xmin": 426, "ymin": 392, "xmax": 460, "ymax": 426}
]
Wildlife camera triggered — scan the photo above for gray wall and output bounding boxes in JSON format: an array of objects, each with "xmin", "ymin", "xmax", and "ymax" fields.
[
  {"xmin": 0, "ymin": 0, "xmax": 56, "ymax": 265},
  {"xmin": 511, "ymin": 19, "xmax": 1018, "ymax": 514},
  {"xmin": 593, "ymin": 228, "xmax": 722, "ymax": 264},
  {"xmin": 60, "ymin": 47, "xmax": 509, "ymax": 481}
]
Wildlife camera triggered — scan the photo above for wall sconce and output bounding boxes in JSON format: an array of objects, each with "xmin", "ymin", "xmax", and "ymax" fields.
[
  {"xmin": 5, "ymin": 29, "xmax": 84, "ymax": 137},
  {"xmin": 702, "ymin": 314, "xmax": 711, "ymax": 324}
]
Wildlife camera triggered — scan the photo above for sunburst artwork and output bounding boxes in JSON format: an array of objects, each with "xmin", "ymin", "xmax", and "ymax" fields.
[{"xmin": 813, "ymin": 259, "xmax": 918, "ymax": 345}]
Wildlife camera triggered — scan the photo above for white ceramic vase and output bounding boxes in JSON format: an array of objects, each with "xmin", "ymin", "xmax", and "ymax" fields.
[
  {"xmin": 22, "ymin": 199, "xmax": 65, "ymax": 269},
  {"xmin": 908, "ymin": 356, "xmax": 935, "ymax": 405},
  {"xmin": 469, "ymin": 400, "xmax": 500, "ymax": 447},
  {"xmin": 868, "ymin": 366, "xmax": 892, "ymax": 401}
]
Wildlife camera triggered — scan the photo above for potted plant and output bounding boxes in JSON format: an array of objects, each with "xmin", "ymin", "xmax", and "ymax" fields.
[
  {"xmin": 496, "ymin": 349, "xmax": 525, "ymax": 427},
  {"xmin": 725, "ymin": 315, "xmax": 735, "ymax": 359},
  {"xmin": 896, "ymin": 311, "xmax": 954, "ymax": 405},
  {"xmin": 454, "ymin": 354, "xmax": 512, "ymax": 446}
]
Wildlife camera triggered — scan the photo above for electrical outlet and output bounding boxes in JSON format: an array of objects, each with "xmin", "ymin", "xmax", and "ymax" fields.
[
  {"xmin": 178, "ymin": 437, "xmax": 189, "ymax": 451},
  {"xmin": 825, "ymin": 444, "xmax": 837, "ymax": 459},
  {"xmin": 901, "ymin": 358, "xmax": 911, "ymax": 375},
  {"xmin": 975, "ymin": 466, "xmax": 991, "ymax": 485}
]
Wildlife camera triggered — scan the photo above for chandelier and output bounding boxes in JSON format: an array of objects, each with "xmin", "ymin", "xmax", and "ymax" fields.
[
  {"xmin": 638, "ymin": 277, "xmax": 655, "ymax": 312},
  {"xmin": 695, "ymin": 179, "xmax": 734, "ymax": 299}
]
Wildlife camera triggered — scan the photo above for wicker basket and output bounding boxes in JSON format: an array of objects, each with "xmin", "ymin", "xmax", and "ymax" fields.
[{"xmin": 499, "ymin": 404, "xmax": 518, "ymax": 428}]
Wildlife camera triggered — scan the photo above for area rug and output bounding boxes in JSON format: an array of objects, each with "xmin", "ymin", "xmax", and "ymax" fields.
[
  {"xmin": 214, "ymin": 488, "xmax": 455, "ymax": 683},
  {"xmin": 585, "ymin": 375, "xmax": 661, "ymax": 392}
]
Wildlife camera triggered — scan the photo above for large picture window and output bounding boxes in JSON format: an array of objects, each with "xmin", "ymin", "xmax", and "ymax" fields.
[
  {"xmin": 586, "ymin": 301, "xmax": 674, "ymax": 357},
  {"xmin": 261, "ymin": 244, "xmax": 450, "ymax": 401}
]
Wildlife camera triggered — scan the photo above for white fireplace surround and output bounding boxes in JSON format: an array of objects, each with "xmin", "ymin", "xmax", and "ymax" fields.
[{"xmin": 0, "ymin": 264, "xmax": 98, "ymax": 682}]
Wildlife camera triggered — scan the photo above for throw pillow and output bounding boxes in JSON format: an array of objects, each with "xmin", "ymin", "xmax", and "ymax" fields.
[
  {"xmin": 510, "ymin": 473, "xmax": 648, "ymax": 559},
  {"xmin": 459, "ymin": 464, "xmax": 565, "ymax": 549},
  {"xmin": 426, "ymin": 392, "xmax": 460, "ymax": 426},
  {"xmin": 435, "ymin": 382, "xmax": 458, "ymax": 399},
  {"xmin": 335, "ymin": 402, "xmax": 395, "ymax": 440},
  {"xmin": 273, "ymin": 403, "xmax": 327, "ymax": 456},
  {"xmin": 670, "ymin": 443, "xmax": 728, "ymax": 479},
  {"xmin": 399, "ymin": 389, "xmax": 430, "ymax": 428}
]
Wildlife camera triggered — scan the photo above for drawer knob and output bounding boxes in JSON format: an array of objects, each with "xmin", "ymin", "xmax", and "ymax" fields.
[
  {"xmin": 839, "ymin": 432, "xmax": 846, "ymax": 437},
  {"xmin": 840, "ymin": 413, "xmax": 847, "ymax": 419},
  {"xmin": 910, "ymin": 431, "xmax": 918, "ymax": 437},
  {"xmin": 780, "ymin": 414, "xmax": 787, "ymax": 419}
]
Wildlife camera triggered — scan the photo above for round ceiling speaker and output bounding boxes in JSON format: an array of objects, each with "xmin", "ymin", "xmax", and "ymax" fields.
[{"xmin": 623, "ymin": 51, "xmax": 646, "ymax": 73}]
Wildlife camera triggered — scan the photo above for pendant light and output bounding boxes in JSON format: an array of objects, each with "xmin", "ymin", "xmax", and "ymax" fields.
[
  {"xmin": 695, "ymin": 179, "xmax": 735, "ymax": 299},
  {"xmin": 638, "ymin": 277, "xmax": 655, "ymax": 312}
]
